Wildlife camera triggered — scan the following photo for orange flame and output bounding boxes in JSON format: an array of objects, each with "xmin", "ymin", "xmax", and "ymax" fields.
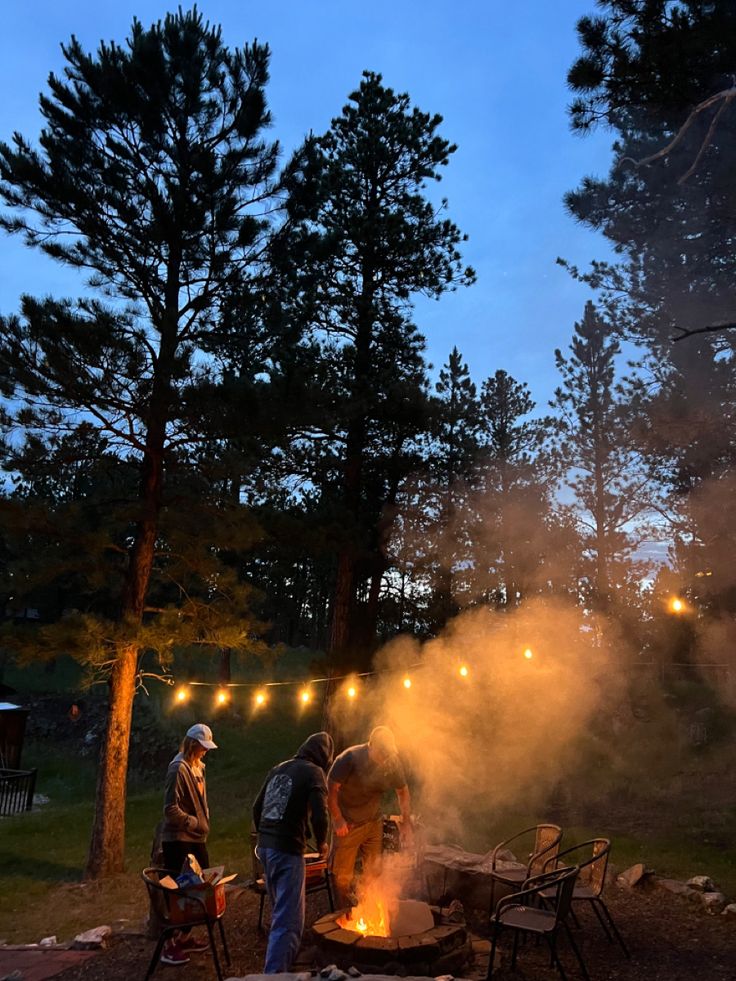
[{"xmin": 337, "ymin": 885, "xmax": 391, "ymax": 937}]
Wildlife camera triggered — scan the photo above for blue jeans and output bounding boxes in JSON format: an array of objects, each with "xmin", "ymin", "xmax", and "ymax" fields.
[{"xmin": 258, "ymin": 847, "xmax": 306, "ymax": 973}]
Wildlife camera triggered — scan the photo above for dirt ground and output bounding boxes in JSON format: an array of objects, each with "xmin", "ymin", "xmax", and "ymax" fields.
[{"xmin": 47, "ymin": 879, "xmax": 734, "ymax": 981}]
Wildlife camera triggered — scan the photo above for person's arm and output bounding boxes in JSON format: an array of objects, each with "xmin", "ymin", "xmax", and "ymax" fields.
[{"xmin": 327, "ymin": 778, "xmax": 350, "ymax": 837}]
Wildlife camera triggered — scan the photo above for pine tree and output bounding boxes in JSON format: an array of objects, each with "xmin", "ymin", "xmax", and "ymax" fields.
[
  {"xmin": 282, "ymin": 72, "xmax": 474, "ymax": 663},
  {"xmin": 0, "ymin": 9, "xmax": 278, "ymax": 876}
]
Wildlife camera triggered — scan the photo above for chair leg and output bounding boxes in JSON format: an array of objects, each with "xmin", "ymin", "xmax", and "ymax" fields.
[
  {"xmin": 595, "ymin": 898, "xmax": 630, "ymax": 957},
  {"xmin": 563, "ymin": 922, "xmax": 591, "ymax": 981},
  {"xmin": 217, "ymin": 918, "xmax": 231, "ymax": 965},
  {"xmin": 511, "ymin": 930, "xmax": 520, "ymax": 969},
  {"xmin": 487, "ymin": 922, "xmax": 500, "ymax": 981},
  {"xmin": 326, "ymin": 871, "xmax": 335, "ymax": 912},
  {"xmin": 206, "ymin": 920, "xmax": 223, "ymax": 981},
  {"xmin": 589, "ymin": 897, "xmax": 613, "ymax": 940},
  {"xmin": 144, "ymin": 929, "xmax": 169, "ymax": 981},
  {"xmin": 546, "ymin": 935, "xmax": 567, "ymax": 981}
]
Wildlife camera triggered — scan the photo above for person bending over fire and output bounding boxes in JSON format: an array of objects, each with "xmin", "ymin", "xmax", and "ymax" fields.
[
  {"xmin": 327, "ymin": 725, "xmax": 413, "ymax": 908},
  {"xmin": 253, "ymin": 731, "xmax": 334, "ymax": 973}
]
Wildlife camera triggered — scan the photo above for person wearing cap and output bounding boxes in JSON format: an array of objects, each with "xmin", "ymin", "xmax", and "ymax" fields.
[
  {"xmin": 159, "ymin": 723, "xmax": 217, "ymax": 966},
  {"xmin": 253, "ymin": 731, "xmax": 334, "ymax": 973},
  {"xmin": 327, "ymin": 725, "xmax": 412, "ymax": 908}
]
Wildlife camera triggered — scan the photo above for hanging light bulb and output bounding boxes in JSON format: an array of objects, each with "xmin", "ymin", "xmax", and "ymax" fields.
[
  {"xmin": 299, "ymin": 688, "xmax": 312, "ymax": 706},
  {"xmin": 175, "ymin": 685, "xmax": 189, "ymax": 704},
  {"xmin": 459, "ymin": 664, "xmax": 469, "ymax": 678},
  {"xmin": 403, "ymin": 676, "xmax": 412, "ymax": 690},
  {"xmin": 347, "ymin": 685, "xmax": 357, "ymax": 699},
  {"xmin": 216, "ymin": 688, "xmax": 229, "ymax": 707},
  {"xmin": 669, "ymin": 596, "xmax": 685, "ymax": 614},
  {"xmin": 254, "ymin": 690, "xmax": 267, "ymax": 708},
  {"xmin": 523, "ymin": 648, "xmax": 533, "ymax": 660}
]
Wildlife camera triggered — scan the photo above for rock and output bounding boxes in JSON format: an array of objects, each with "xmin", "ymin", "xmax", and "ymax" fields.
[
  {"xmin": 348, "ymin": 968, "xmax": 362, "ymax": 977},
  {"xmin": 616, "ymin": 863, "xmax": 648, "ymax": 888},
  {"xmin": 321, "ymin": 966, "xmax": 339, "ymax": 978},
  {"xmin": 701, "ymin": 892, "xmax": 727, "ymax": 914},
  {"xmin": 686, "ymin": 875, "xmax": 717, "ymax": 893},
  {"xmin": 652, "ymin": 878, "xmax": 699, "ymax": 901},
  {"xmin": 327, "ymin": 970, "xmax": 347, "ymax": 981},
  {"xmin": 721, "ymin": 903, "xmax": 736, "ymax": 917},
  {"xmin": 445, "ymin": 900, "xmax": 464, "ymax": 923},
  {"xmin": 71, "ymin": 925, "xmax": 112, "ymax": 949},
  {"xmin": 39, "ymin": 936, "xmax": 57, "ymax": 946},
  {"xmin": 434, "ymin": 975, "xmax": 454, "ymax": 981}
]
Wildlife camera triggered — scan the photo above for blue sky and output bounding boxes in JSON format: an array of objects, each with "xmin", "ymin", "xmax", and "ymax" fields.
[{"xmin": 0, "ymin": 0, "xmax": 614, "ymax": 408}]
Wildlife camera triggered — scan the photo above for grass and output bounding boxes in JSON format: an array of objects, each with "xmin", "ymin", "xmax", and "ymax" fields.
[{"xmin": 1, "ymin": 655, "xmax": 736, "ymax": 942}]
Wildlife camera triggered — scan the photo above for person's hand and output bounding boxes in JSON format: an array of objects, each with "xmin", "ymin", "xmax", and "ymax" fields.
[
  {"xmin": 319, "ymin": 841, "xmax": 329, "ymax": 860},
  {"xmin": 334, "ymin": 816, "xmax": 350, "ymax": 838}
]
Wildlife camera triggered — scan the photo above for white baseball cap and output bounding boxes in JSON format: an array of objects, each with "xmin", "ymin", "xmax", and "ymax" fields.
[{"xmin": 186, "ymin": 723, "xmax": 218, "ymax": 750}]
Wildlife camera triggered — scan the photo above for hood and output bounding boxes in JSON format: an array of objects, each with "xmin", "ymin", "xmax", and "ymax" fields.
[{"xmin": 296, "ymin": 731, "xmax": 334, "ymax": 773}]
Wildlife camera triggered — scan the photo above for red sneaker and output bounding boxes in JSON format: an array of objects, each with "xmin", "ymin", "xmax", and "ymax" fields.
[
  {"xmin": 160, "ymin": 941, "xmax": 190, "ymax": 966},
  {"xmin": 178, "ymin": 933, "xmax": 210, "ymax": 952}
]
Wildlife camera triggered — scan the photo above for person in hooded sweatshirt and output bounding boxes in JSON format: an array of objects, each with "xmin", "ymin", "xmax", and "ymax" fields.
[{"xmin": 253, "ymin": 731, "xmax": 334, "ymax": 973}]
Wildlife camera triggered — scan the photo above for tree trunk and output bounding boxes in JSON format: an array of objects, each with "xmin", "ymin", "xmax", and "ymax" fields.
[{"xmin": 85, "ymin": 645, "xmax": 139, "ymax": 877}]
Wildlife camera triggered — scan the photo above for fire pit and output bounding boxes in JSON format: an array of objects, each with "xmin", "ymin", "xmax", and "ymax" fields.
[{"xmin": 311, "ymin": 901, "xmax": 471, "ymax": 976}]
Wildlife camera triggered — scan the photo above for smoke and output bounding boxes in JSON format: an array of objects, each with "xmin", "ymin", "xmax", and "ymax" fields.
[{"xmin": 329, "ymin": 598, "xmax": 630, "ymax": 843}]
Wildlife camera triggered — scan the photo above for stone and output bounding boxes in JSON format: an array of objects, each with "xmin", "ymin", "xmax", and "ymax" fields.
[
  {"xmin": 327, "ymin": 970, "xmax": 347, "ymax": 981},
  {"xmin": 321, "ymin": 967, "xmax": 340, "ymax": 977},
  {"xmin": 71, "ymin": 926, "xmax": 112, "ymax": 950},
  {"xmin": 701, "ymin": 892, "xmax": 727, "ymax": 914},
  {"xmin": 686, "ymin": 875, "xmax": 717, "ymax": 893},
  {"xmin": 39, "ymin": 937, "xmax": 57, "ymax": 947},
  {"xmin": 348, "ymin": 968, "xmax": 362, "ymax": 977},
  {"xmin": 616, "ymin": 863, "xmax": 648, "ymax": 888},
  {"xmin": 652, "ymin": 878, "xmax": 699, "ymax": 901},
  {"xmin": 721, "ymin": 903, "xmax": 736, "ymax": 917}
]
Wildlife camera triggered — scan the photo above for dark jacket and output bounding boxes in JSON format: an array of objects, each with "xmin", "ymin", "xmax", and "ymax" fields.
[
  {"xmin": 253, "ymin": 731, "xmax": 334, "ymax": 856},
  {"xmin": 161, "ymin": 754, "xmax": 210, "ymax": 843}
]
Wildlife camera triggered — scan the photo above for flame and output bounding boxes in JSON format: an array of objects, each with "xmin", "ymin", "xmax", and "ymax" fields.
[{"xmin": 337, "ymin": 880, "xmax": 392, "ymax": 937}]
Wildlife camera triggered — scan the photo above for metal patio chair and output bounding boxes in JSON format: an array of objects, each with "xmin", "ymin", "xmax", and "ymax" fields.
[
  {"xmin": 141, "ymin": 867, "xmax": 231, "ymax": 981},
  {"xmin": 487, "ymin": 822, "xmax": 562, "ymax": 912},
  {"xmin": 487, "ymin": 865, "xmax": 590, "ymax": 981},
  {"xmin": 250, "ymin": 832, "xmax": 335, "ymax": 931},
  {"xmin": 542, "ymin": 837, "xmax": 629, "ymax": 956}
]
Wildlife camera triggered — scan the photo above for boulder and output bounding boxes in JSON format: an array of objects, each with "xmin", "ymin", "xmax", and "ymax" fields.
[
  {"xmin": 701, "ymin": 892, "xmax": 727, "ymax": 915},
  {"xmin": 652, "ymin": 878, "xmax": 699, "ymax": 901},
  {"xmin": 686, "ymin": 875, "xmax": 718, "ymax": 893},
  {"xmin": 39, "ymin": 937, "xmax": 57, "ymax": 947},
  {"xmin": 616, "ymin": 864, "xmax": 648, "ymax": 888},
  {"xmin": 721, "ymin": 903, "xmax": 736, "ymax": 917},
  {"xmin": 71, "ymin": 926, "xmax": 112, "ymax": 950}
]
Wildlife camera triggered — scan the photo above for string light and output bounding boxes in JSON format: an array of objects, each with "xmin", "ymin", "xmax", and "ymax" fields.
[
  {"xmin": 669, "ymin": 596, "xmax": 685, "ymax": 614},
  {"xmin": 346, "ymin": 686, "xmax": 357, "ymax": 699},
  {"xmin": 523, "ymin": 648, "xmax": 533, "ymax": 660},
  {"xmin": 254, "ymin": 690, "xmax": 267, "ymax": 708},
  {"xmin": 299, "ymin": 688, "xmax": 312, "ymax": 706},
  {"xmin": 458, "ymin": 665, "xmax": 469, "ymax": 678},
  {"xmin": 403, "ymin": 676, "xmax": 412, "ymax": 690},
  {"xmin": 215, "ymin": 688, "xmax": 229, "ymax": 706},
  {"xmin": 175, "ymin": 686, "xmax": 189, "ymax": 704}
]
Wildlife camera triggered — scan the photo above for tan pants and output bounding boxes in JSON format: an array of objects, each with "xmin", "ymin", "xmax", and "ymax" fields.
[{"xmin": 330, "ymin": 818, "xmax": 383, "ymax": 908}]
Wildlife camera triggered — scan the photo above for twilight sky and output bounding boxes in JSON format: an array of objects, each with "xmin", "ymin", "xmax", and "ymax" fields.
[{"xmin": 0, "ymin": 0, "xmax": 615, "ymax": 408}]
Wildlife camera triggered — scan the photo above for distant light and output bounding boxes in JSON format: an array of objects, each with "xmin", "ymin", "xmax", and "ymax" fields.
[
  {"xmin": 254, "ymin": 690, "xmax": 267, "ymax": 707},
  {"xmin": 669, "ymin": 597, "xmax": 685, "ymax": 614},
  {"xmin": 216, "ymin": 688, "xmax": 229, "ymax": 706},
  {"xmin": 175, "ymin": 686, "xmax": 189, "ymax": 704},
  {"xmin": 459, "ymin": 665, "xmax": 469, "ymax": 678},
  {"xmin": 695, "ymin": 570, "xmax": 713, "ymax": 578},
  {"xmin": 523, "ymin": 648, "xmax": 533, "ymax": 660},
  {"xmin": 347, "ymin": 686, "xmax": 357, "ymax": 699},
  {"xmin": 300, "ymin": 689, "xmax": 311, "ymax": 705},
  {"xmin": 403, "ymin": 676, "xmax": 412, "ymax": 689}
]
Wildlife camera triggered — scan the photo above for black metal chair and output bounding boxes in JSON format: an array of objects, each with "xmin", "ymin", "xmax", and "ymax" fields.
[
  {"xmin": 487, "ymin": 865, "xmax": 590, "ymax": 981},
  {"xmin": 250, "ymin": 833, "xmax": 335, "ymax": 931},
  {"xmin": 542, "ymin": 837, "xmax": 629, "ymax": 957},
  {"xmin": 142, "ymin": 867, "xmax": 231, "ymax": 981},
  {"xmin": 488, "ymin": 822, "xmax": 562, "ymax": 912}
]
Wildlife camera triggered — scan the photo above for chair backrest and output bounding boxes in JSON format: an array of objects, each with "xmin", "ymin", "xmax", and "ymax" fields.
[
  {"xmin": 528, "ymin": 823, "xmax": 562, "ymax": 876},
  {"xmin": 543, "ymin": 837, "xmax": 610, "ymax": 898},
  {"xmin": 142, "ymin": 867, "xmax": 182, "ymax": 927},
  {"xmin": 549, "ymin": 865, "xmax": 579, "ymax": 925}
]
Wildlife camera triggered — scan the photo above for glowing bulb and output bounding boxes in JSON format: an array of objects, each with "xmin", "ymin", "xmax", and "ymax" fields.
[
  {"xmin": 254, "ymin": 690, "xmax": 267, "ymax": 707},
  {"xmin": 523, "ymin": 648, "xmax": 533, "ymax": 660},
  {"xmin": 175, "ymin": 686, "xmax": 189, "ymax": 703},
  {"xmin": 670, "ymin": 597, "xmax": 684, "ymax": 614},
  {"xmin": 403, "ymin": 676, "xmax": 412, "ymax": 689},
  {"xmin": 347, "ymin": 686, "xmax": 357, "ymax": 699},
  {"xmin": 459, "ymin": 665, "xmax": 469, "ymax": 678},
  {"xmin": 300, "ymin": 689, "xmax": 311, "ymax": 705},
  {"xmin": 216, "ymin": 689, "xmax": 229, "ymax": 706}
]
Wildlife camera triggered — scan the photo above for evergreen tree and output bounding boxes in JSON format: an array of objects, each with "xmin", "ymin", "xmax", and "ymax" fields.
[
  {"xmin": 0, "ymin": 10, "xmax": 278, "ymax": 876},
  {"xmin": 283, "ymin": 72, "xmax": 474, "ymax": 663},
  {"xmin": 550, "ymin": 302, "xmax": 649, "ymax": 611}
]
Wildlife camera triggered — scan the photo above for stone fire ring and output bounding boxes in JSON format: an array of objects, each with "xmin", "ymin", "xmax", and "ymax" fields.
[{"xmin": 311, "ymin": 908, "xmax": 472, "ymax": 977}]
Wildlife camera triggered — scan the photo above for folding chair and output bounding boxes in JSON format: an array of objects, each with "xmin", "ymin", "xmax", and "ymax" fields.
[
  {"xmin": 142, "ymin": 867, "xmax": 231, "ymax": 981},
  {"xmin": 250, "ymin": 832, "xmax": 335, "ymax": 931},
  {"xmin": 488, "ymin": 822, "xmax": 562, "ymax": 911}
]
